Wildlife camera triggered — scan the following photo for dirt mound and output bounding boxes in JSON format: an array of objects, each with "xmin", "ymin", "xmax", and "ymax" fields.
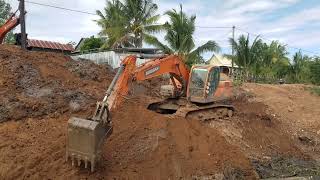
[
  {"xmin": 0, "ymin": 46, "xmax": 318, "ymax": 179},
  {"xmin": 101, "ymin": 96, "xmax": 257, "ymax": 179},
  {"xmin": 0, "ymin": 46, "xmax": 255, "ymax": 179},
  {"xmin": 242, "ymin": 83, "xmax": 320, "ymax": 160},
  {"xmin": 0, "ymin": 45, "xmax": 114, "ymax": 122}
]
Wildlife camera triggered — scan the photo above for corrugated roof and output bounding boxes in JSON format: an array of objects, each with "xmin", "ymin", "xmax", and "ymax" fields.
[{"xmin": 27, "ymin": 39, "xmax": 74, "ymax": 51}]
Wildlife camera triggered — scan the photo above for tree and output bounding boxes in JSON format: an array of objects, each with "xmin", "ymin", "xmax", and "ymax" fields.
[
  {"xmin": 256, "ymin": 41, "xmax": 289, "ymax": 80},
  {"xmin": 145, "ymin": 5, "xmax": 220, "ymax": 67},
  {"xmin": 80, "ymin": 36, "xmax": 104, "ymax": 52},
  {"xmin": 0, "ymin": 0, "xmax": 15, "ymax": 43},
  {"xmin": 96, "ymin": 0, "xmax": 163, "ymax": 48},
  {"xmin": 287, "ymin": 51, "xmax": 311, "ymax": 83},
  {"xmin": 310, "ymin": 57, "xmax": 320, "ymax": 85},
  {"xmin": 229, "ymin": 34, "xmax": 262, "ymax": 80}
]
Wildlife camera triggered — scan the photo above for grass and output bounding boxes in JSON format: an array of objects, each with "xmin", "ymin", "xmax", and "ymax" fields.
[{"xmin": 308, "ymin": 86, "xmax": 320, "ymax": 96}]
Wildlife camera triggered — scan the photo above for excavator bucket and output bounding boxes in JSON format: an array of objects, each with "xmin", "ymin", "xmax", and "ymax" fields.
[
  {"xmin": 66, "ymin": 61, "xmax": 126, "ymax": 172},
  {"xmin": 66, "ymin": 117, "xmax": 112, "ymax": 172}
]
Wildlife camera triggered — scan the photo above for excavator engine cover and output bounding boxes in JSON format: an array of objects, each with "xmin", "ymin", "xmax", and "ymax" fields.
[{"xmin": 66, "ymin": 117, "xmax": 112, "ymax": 172}]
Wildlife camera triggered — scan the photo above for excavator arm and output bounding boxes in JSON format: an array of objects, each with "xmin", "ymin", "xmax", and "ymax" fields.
[
  {"xmin": 107, "ymin": 55, "xmax": 190, "ymax": 112},
  {"xmin": 66, "ymin": 54, "xmax": 190, "ymax": 171},
  {"xmin": 0, "ymin": 12, "xmax": 20, "ymax": 44}
]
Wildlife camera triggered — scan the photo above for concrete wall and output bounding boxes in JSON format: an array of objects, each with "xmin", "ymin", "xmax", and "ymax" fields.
[{"xmin": 71, "ymin": 51, "xmax": 152, "ymax": 69}]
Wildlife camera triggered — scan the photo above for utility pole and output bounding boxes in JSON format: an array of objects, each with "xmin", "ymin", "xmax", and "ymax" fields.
[
  {"xmin": 19, "ymin": 0, "xmax": 27, "ymax": 50},
  {"xmin": 231, "ymin": 25, "xmax": 235, "ymax": 77}
]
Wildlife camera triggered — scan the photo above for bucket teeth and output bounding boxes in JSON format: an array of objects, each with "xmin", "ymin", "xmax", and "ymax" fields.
[
  {"xmin": 71, "ymin": 154, "xmax": 75, "ymax": 167},
  {"xmin": 84, "ymin": 159, "xmax": 88, "ymax": 169},
  {"xmin": 77, "ymin": 156, "xmax": 81, "ymax": 166},
  {"xmin": 67, "ymin": 154, "xmax": 95, "ymax": 171}
]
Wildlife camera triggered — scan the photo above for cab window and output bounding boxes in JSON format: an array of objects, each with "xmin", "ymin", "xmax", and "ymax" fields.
[
  {"xmin": 207, "ymin": 67, "xmax": 220, "ymax": 96},
  {"xmin": 189, "ymin": 68, "xmax": 208, "ymax": 97}
]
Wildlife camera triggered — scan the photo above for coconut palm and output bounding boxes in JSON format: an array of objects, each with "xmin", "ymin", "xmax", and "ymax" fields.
[
  {"xmin": 229, "ymin": 34, "xmax": 262, "ymax": 79},
  {"xmin": 288, "ymin": 51, "xmax": 311, "ymax": 82},
  {"xmin": 96, "ymin": 0, "xmax": 163, "ymax": 48},
  {"xmin": 258, "ymin": 41, "xmax": 289, "ymax": 80},
  {"xmin": 145, "ymin": 5, "xmax": 220, "ymax": 67}
]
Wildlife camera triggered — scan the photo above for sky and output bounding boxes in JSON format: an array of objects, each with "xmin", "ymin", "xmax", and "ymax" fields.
[{"xmin": 5, "ymin": 0, "xmax": 320, "ymax": 58}]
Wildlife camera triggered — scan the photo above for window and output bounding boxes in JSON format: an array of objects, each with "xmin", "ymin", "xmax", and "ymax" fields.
[
  {"xmin": 189, "ymin": 68, "xmax": 208, "ymax": 97},
  {"xmin": 207, "ymin": 67, "xmax": 220, "ymax": 96}
]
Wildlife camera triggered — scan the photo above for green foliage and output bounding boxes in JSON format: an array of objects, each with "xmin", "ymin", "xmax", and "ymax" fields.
[
  {"xmin": 80, "ymin": 36, "xmax": 104, "ymax": 52},
  {"xmin": 229, "ymin": 34, "xmax": 262, "ymax": 79},
  {"xmin": 286, "ymin": 51, "xmax": 311, "ymax": 83},
  {"xmin": 230, "ymin": 34, "xmax": 320, "ymax": 85},
  {"xmin": 96, "ymin": 0, "xmax": 163, "ymax": 48},
  {"xmin": 309, "ymin": 57, "xmax": 320, "ymax": 85},
  {"xmin": 305, "ymin": 86, "xmax": 320, "ymax": 96},
  {"xmin": 0, "ymin": 0, "xmax": 11, "ymax": 24},
  {"xmin": 0, "ymin": 0, "xmax": 15, "ymax": 44},
  {"xmin": 145, "ymin": 5, "xmax": 220, "ymax": 67}
]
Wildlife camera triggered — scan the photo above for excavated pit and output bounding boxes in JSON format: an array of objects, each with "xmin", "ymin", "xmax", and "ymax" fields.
[{"xmin": 147, "ymin": 101, "xmax": 178, "ymax": 114}]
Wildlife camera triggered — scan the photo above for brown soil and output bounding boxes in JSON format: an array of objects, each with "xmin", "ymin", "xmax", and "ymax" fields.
[
  {"xmin": 242, "ymin": 83, "xmax": 320, "ymax": 161},
  {"xmin": 0, "ymin": 45, "xmax": 319, "ymax": 179},
  {"xmin": 0, "ymin": 45, "xmax": 114, "ymax": 122}
]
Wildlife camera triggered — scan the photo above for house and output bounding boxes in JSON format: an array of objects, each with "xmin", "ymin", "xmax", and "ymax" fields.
[
  {"xmin": 27, "ymin": 39, "xmax": 74, "ymax": 54},
  {"xmin": 209, "ymin": 54, "xmax": 238, "ymax": 76}
]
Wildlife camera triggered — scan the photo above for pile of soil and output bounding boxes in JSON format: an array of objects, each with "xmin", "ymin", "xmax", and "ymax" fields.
[
  {"xmin": 0, "ymin": 46, "xmax": 255, "ymax": 179},
  {"xmin": 0, "ymin": 45, "xmax": 319, "ymax": 179},
  {"xmin": 0, "ymin": 45, "xmax": 114, "ymax": 122}
]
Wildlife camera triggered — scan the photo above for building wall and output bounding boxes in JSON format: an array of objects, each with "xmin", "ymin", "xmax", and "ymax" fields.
[{"xmin": 70, "ymin": 51, "xmax": 155, "ymax": 68}]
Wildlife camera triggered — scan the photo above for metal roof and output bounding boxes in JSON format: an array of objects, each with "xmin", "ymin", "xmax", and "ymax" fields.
[{"xmin": 27, "ymin": 39, "xmax": 74, "ymax": 51}]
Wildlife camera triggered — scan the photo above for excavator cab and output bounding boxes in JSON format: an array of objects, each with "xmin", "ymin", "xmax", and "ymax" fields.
[{"xmin": 187, "ymin": 65, "xmax": 231, "ymax": 103}]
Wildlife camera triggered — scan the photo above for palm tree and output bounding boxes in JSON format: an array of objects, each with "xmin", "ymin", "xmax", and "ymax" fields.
[
  {"xmin": 255, "ymin": 41, "xmax": 289, "ymax": 80},
  {"xmin": 229, "ymin": 34, "xmax": 262, "ymax": 80},
  {"xmin": 96, "ymin": 0, "xmax": 163, "ymax": 48},
  {"xmin": 96, "ymin": 0, "xmax": 127, "ymax": 48},
  {"xmin": 289, "ymin": 51, "xmax": 311, "ymax": 82},
  {"xmin": 145, "ymin": 5, "xmax": 220, "ymax": 67}
]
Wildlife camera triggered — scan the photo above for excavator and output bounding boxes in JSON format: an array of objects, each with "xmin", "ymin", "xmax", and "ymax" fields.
[
  {"xmin": 66, "ymin": 55, "xmax": 234, "ymax": 171},
  {"xmin": 0, "ymin": 11, "xmax": 20, "ymax": 44}
]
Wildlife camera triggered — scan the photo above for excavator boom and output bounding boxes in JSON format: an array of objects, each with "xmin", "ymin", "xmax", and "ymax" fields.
[{"xmin": 0, "ymin": 12, "xmax": 19, "ymax": 44}]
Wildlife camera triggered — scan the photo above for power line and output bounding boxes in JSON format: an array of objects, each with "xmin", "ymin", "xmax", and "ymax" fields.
[
  {"xmin": 25, "ymin": 0, "xmax": 97, "ymax": 15},
  {"xmin": 195, "ymin": 26, "xmax": 232, "ymax": 29},
  {"xmin": 235, "ymin": 27, "xmax": 320, "ymax": 55}
]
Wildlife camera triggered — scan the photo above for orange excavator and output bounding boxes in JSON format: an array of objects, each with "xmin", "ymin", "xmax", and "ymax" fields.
[
  {"xmin": 0, "ymin": 11, "xmax": 20, "ymax": 44},
  {"xmin": 66, "ymin": 55, "xmax": 234, "ymax": 171}
]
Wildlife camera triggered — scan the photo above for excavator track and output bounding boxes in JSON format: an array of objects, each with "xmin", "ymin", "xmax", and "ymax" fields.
[{"xmin": 176, "ymin": 104, "xmax": 234, "ymax": 121}]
